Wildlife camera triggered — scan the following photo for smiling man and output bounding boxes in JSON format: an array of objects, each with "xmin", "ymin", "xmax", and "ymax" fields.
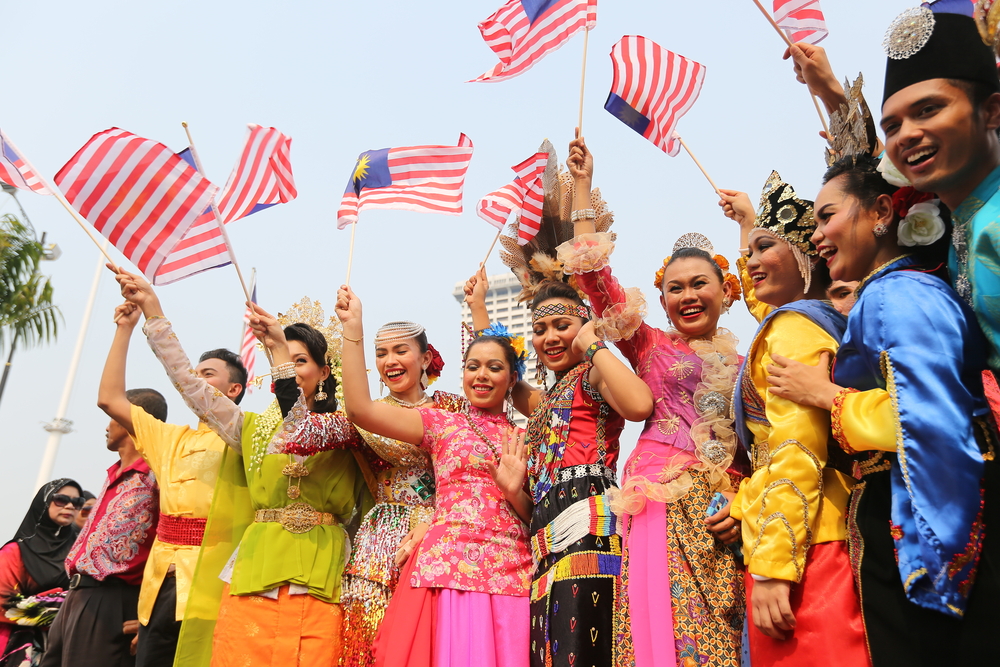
[{"xmin": 880, "ymin": 7, "xmax": 1000, "ymax": 369}]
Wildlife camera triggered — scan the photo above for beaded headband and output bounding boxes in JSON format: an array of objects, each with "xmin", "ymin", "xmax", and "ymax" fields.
[
  {"xmin": 374, "ymin": 321, "xmax": 425, "ymax": 346},
  {"xmin": 531, "ymin": 303, "xmax": 591, "ymax": 323}
]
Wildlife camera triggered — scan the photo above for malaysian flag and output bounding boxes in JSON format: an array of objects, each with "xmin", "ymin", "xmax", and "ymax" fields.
[
  {"xmin": 605, "ymin": 36, "xmax": 706, "ymax": 157},
  {"xmin": 337, "ymin": 135, "xmax": 474, "ymax": 228},
  {"xmin": 55, "ymin": 128, "xmax": 218, "ymax": 278},
  {"xmin": 471, "ymin": 0, "xmax": 597, "ymax": 83},
  {"xmin": 773, "ymin": 0, "xmax": 828, "ymax": 45},
  {"xmin": 155, "ymin": 125, "xmax": 297, "ymax": 285},
  {"xmin": 477, "ymin": 151, "xmax": 548, "ymax": 245},
  {"xmin": 240, "ymin": 275, "xmax": 258, "ymax": 391},
  {"xmin": 0, "ymin": 131, "xmax": 52, "ymax": 195}
]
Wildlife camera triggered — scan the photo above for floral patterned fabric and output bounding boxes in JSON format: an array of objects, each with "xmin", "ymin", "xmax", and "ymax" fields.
[
  {"xmin": 411, "ymin": 407, "xmax": 532, "ymax": 596},
  {"xmin": 66, "ymin": 459, "xmax": 158, "ymax": 585}
]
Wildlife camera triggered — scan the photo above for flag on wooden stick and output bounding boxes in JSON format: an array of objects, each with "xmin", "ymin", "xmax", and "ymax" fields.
[
  {"xmin": 155, "ymin": 125, "xmax": 297, "ymax": 285},
  {"xmin": 605, "ymin": 36, "xmax": 706, "ymax": 156},
  {"xmin": 773, "ymin": 0, "xmax": 828, "ymax": 45},
  {"xmin": 55, "ymin": 128, "xmax": 218, "ymax": 279},
  {"xmin": 477, "ymin": 151, "xmax": 548, "ymax": 244},
  {"xmin": 0, "ymin": 130, "xmax": 52, "ymax": 195},
  {"xmin": 471, "ymin": 0, "xmax": 597, "ymax": 82},
  {"xmin": 240, "ymin": 274, "xmax": 258, "ymax": 391},
  {"xmin": 337, "ymin": 135, "xmax": 474, "ymax": 228}
]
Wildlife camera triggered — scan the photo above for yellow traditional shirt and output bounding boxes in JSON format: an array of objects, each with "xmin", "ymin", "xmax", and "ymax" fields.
[
  {"xmin": 730, "ymin": 256, "xmax": 854, "ymax": 582},
  {"xmin": 131, "ymin": 404, "xmax": 226, "ymax": 624}
]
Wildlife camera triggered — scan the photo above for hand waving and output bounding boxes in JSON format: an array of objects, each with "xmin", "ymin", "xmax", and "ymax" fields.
[{"xmin": 486, "ymin": 428, "xmax": 528, "ymax": 499}]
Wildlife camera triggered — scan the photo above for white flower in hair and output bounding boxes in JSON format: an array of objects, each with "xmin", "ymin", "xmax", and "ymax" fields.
[
  {"xmin": 877, "ymin": 154, "xmax": 911, "ymax": 188},
  {"xmin": 898, "ymin": 200, "xmax": 945, "ymax": 247}
]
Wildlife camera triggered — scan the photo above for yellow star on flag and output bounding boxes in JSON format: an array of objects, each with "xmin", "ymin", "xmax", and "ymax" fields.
[{"xmin": 353, "ymin": 153, "xmax": 371, "ymax": 184}]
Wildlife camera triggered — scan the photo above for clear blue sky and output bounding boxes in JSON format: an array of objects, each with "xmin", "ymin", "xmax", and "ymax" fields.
[{"xmin": 0, "ymin": 0, "xmax": 900, "ymax": 538}]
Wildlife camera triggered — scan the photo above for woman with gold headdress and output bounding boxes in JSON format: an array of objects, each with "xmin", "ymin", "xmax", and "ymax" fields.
[
  {"xmin": 122, "ymin": 284, "xmax": 367, "ymax": 667},
  {"xmin": 765, "ymin": 153, "xmax": 1000, "ymax": 665},
  {"xmin": 717, "ymin": 175, "xmax": 869, "ymax": 666},
  {"xmin": 464, "ymin": 139, "xmax": 654, "ymax": 667},
  {"xmin": 555, "ymin": 134, "xmax": 748, "ymax": 667},
  {"xmin": 339, "ymin": 321, "xmax": 464, "ymax": 667}
]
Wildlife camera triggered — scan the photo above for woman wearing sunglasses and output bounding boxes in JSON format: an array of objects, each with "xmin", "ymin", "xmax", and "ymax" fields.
[
  {"xmin": 73, "ymin": 492, "xmax": 96, "ymax": 531},
  {"xmin": 0, "ymin": 478, "xmax": 84, "ymax": 666}
]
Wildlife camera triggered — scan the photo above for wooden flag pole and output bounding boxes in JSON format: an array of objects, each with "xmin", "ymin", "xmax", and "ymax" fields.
[
  {"xmin": 1, "ymin": 133, "xmax": 119, "ymax": 269},
  {"xmin": 577, "ymin": 28, "xmax": 591, "ymax": 134},
  {"xmin": 676, "ymin": 135, "xmax": 721, "ymax": 195},
  {"xmin": 481, "ymin": 227, "xmax": 503, "ymax": 267},
  {"xmin": 181, "ymin": 122, "xmax": 253, "ymax": 306},
  {"xmin": 344, "ymin": 220, "xmax": 358, "ymax": 285},
  {"xmin": 749, "ymin": 0, "xmax": 831, "ymax": 138}
]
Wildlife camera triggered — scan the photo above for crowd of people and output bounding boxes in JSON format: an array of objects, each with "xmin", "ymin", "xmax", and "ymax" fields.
[{"xmin": 3, "ymin": 5, "xmax": 1000, "ymax": 667}]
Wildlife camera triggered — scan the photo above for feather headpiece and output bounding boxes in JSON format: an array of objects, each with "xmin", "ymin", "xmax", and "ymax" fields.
[
  {"xmin": 825, "ymin": 74, "xmax": 879, "ymax": 167},
  {"xmin": 499, "ymin": 139, "xmax": 614, "ymax": 302}
]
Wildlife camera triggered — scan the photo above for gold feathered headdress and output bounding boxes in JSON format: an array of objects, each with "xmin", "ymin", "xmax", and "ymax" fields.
[
  {"xmin": 499, "ymin": 139, "xmax": 614, "ymax": 302},
  {"xmin": 825, "ymin": 74, "xmax": 879, "ymax": 167}
]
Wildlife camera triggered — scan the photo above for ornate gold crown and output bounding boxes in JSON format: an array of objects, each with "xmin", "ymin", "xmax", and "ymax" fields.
[{"xmin": 276, "ymin": 297, "xmax": 345, "ymax": 404}]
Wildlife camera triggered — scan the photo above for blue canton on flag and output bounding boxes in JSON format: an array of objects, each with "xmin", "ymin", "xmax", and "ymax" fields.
[
  {"xmin": 521, "ymin": 0, "xmax": 560, "ymax": 24},
  {"xmin": 347, "ymin": 148, "xmax": 392, "ymax": 195}
]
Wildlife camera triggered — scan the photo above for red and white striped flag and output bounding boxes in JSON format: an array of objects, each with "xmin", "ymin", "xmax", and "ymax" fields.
[
  {"xmin": 477, "ymin": 151, "xmax": 548, "ymax": 245},
  {"xmin": 55, "ymin": 128, "xmax": 218, "ymax": 278},
  {"xmin": 337, "ymin": 135, "xmax": 474, "ymax": 229},
  {"xmin": 605, "ymin": 36, "xmax": 706, "ymax": 157},
  {"xmin": 0, "ymin": 130, "xmax": 52, "ymax": 195},
  {"xmin": 155, "ymin": 125, "xmax": 297, "ymax": 285},
  {"xmin": 773, "ymin": 0, "xmax": 828, "ymax": 45},
  {"xmin": 240, "ymin": 277, "xmax": 258, "ymax": 391},
  {"xmin": 471, "ymin": 0, "xmax": 597, "ymax": 83}
]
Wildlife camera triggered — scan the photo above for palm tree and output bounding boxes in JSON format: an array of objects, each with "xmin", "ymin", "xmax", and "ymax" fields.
[{"xmin": 0, "ymin": 214, "xmax": 59, "ymax": 353}]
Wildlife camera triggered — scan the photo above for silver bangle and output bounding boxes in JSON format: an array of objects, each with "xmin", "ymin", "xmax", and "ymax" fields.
[
  {"xmin": 570, "ymin": 208, "xmax": 596, "ymax": 222},
  {"xmin": 271, "ymin": 362, "xmax": 296, "ymax": 380}
]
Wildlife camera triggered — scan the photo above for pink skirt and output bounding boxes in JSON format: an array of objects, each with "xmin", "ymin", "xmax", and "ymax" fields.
[{"xmin": 374, "ymin": 554, "xmax": 529, "ymax": 667}]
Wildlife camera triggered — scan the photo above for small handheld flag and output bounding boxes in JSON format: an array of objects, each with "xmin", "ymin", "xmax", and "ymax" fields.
[
  {"xmin": 337, "ymin": 135, "xmax": 474, "ymax": 228},
  {"xmin": 240, "ymin": 273, "xmax": 258, "ymax": 391},
  {"xmin": 471, "ymin": 0, "xmax": 597, "ymax": 83},
  {"xmin": 773, "ymin": 0, "xmax": 829, "ymax": 46},
  {"xmin": 55, "ymin": 128, "xmax": 218, "ymax": 279},
  {"xmin": 155, "ymin": 125, "xmax": 297, "ymax": 285},
  {"xmin": 0, "ymin": 130, "xmax": 52, "ymax": 195},
  {"xmin": 605, "ymin": 36, "xmax": 706, "ymax": 156},
  {"xmin": 477, "ymin": 151, "xmax": 548, "ymax": 245}
]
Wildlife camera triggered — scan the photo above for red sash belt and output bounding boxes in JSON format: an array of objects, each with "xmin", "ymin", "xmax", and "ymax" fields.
[{"xmin": 156, "ymin": 514, "xmax": 207, "ymax": 546}]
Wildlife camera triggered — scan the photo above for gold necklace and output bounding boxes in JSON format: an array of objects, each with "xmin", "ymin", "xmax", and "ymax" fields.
[{"xmin": 856, "ymin": 254, "xmax": 912, "ymax": 293}]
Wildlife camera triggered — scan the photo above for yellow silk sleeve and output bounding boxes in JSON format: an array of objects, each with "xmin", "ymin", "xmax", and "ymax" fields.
[
  {"xmin": 832, "ymin": 388, "xmax": 897, "ymax": 453},
  {"xmin": 737, "ymin": 255, "xmax": 772, "ymax": 324},
  {"xmin": 739, "ymin": 312, "xmax": 842, "ymax": 582}
]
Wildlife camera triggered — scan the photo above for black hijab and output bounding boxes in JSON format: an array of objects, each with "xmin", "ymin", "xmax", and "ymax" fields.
[{"xmin": 6, "ymin": 478, "xmax": 83, "ymax": 592}]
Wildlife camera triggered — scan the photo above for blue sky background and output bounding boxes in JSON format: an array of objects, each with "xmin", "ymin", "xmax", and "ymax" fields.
[{"xmin": 0, "ymin": 0, "xmax": 901, "ymax": 537}]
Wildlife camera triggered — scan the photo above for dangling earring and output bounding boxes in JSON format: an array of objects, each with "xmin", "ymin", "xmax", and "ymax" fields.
[
  {"xmin": 506, "ymin": 388, "xmax": 515, "ymax": 423},
  {"xmin": 873, "ymin": 222, "xmax": 889, "ymax": 238},
  {"xmin": 420, "ymin": 366, "xmax": 429, "ymax": 390},
  {"xmin": 722, "ymin": 298, "xmax": 732, "ymax": 314},
  {"xmin": 315, "ymin": 380, "xmax": 328, "ymax": 402},
  {"xmin": 535, "ymin": 356, "xmax": 546, "ymax": 386},
  {"xmin": 379, "ymin": 378, "xmax": 385, "ymax": 396}
]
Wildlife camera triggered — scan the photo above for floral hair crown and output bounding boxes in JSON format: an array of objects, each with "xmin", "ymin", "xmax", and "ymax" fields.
[
  {"xmin": 473, "ymin": 322, "xmax": 528, "ymax": 381},
  {"xmin": 652, "ymin": 233, "xmax": 742, "ymax": 303}
]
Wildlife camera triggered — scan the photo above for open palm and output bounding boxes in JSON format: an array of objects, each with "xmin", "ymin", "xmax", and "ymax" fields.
[{"xmin": 487, "ymin": 428, "xmax": 528, "ymax": 498}]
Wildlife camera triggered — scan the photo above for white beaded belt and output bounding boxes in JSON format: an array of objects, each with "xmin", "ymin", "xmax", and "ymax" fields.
[
  {"xmin": 254, "ymin": 502, "xmax": 338, "ymax": 534},
  {"xmin": 554, "ymin": 463, "xmax": 616, "ymax": 485}
]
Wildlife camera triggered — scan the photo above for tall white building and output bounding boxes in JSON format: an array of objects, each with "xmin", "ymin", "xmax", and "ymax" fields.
[{"xmin": 452, "ymin": 273, "xmax": 536, "ymax": 428}]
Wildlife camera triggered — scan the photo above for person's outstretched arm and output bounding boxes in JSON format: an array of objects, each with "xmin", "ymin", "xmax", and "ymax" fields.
[{"xmin": 97, "ymin": 302, "xmax": 142, "ymax": 435}]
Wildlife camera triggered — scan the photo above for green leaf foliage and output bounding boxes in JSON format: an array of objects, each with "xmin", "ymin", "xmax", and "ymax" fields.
[{"xmin": 0, "ymin": 214, "xmax": 60, "ymax": 351}]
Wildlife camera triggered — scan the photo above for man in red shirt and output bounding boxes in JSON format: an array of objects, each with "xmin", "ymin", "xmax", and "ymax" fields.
[{"xmin": 40, "ymin": 389, "xmax": 164, "ymax": 667}]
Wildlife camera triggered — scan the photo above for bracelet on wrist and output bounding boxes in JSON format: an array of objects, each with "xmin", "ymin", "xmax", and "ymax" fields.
[
  {"xmin": 570, "ymin": 208, "xmax": 596, "ymax": 222},
  {"xmin": 584, "ymin": 340, "xmax": 607, "ymax": 363},
  {"xmin": 271, "ymin": 362, "xmax": 296, "ymax": 380},
  {"xmin": 343, "ymin": 334, "xmax": 363, "ymax": 343},
  {"xmin": 145, "ymin": 315, "xmax": 166, "ymax": 322}
]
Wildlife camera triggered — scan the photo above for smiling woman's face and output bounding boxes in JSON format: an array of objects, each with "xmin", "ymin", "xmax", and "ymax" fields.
[
  {"xmin": 659, "ymin": 256, "xmax": 728, "ymax": 337},
  {"xmin": 531, "ymin": 299, "xmax": 585, "ymax": 373},
  {"xmin": 745, "ymin": 231, "xmax": 804, "ymax": 307}
]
